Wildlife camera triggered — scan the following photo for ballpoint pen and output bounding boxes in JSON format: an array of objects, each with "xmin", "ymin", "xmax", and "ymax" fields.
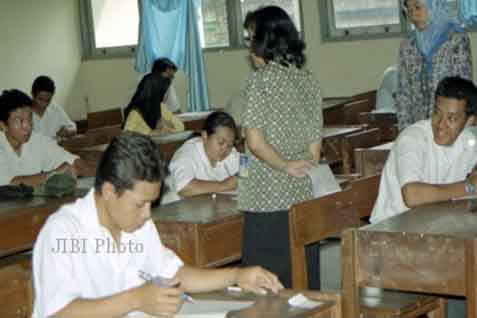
[{"xmin": 139, "ymin": 270, "xmax": 194, "ymax": 303}]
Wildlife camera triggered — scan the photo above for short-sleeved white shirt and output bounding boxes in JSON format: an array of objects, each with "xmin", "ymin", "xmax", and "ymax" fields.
[
  {"xmin": 33, "ymin": 103, "xmax": 76, "ymax": 138},
  {"xmin": 162, "ymin": 137, "xmax": 239, "ymax": 203},
  {"xmin": 0, "ymin": 132, "xmax": 78, "ymax": 185},
  {"xmin": 370, "ymin": 120, "xmax": 477, "ymax": 223},
  {"xmin": 33, "ymin": 189, "xmax": 183, "ymax": 318}
]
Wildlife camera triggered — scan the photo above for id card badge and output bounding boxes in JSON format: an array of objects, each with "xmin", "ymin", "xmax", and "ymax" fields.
[{"xmin": 239, "ymin": 153, "xmax": 250, "ymax": 178}]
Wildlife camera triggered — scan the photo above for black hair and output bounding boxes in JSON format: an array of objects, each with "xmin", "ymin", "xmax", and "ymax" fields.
[
  {"xmin": 152, "ymin": 58, "xmax": 177, "ymax": 74},
  {"xmin": 123, "ymin": 73, "xmax": 171, "ymax": 129},
  {"xmin": 249, "ymin": 6, "xmax": 306, "ymax": 68},
  {"xmin": 32, "ymin": 75, "xmax": 55, "ymax": 95},
  {"xmin": 94, "ymin": 132, "xmax": 166, "ymax": 195},
  {"xmin": 203, "ymin": 111, "xmax": 237, "ymax": 136},
  {"xmin": 243, "ymin": 10, "xmax": 257, "ymax": 30},
  {"xmin": 0, "ymin": 89, "xmax": 33, "ymax": 123},
  {"xmin": 434, "ymin": 76, "xmax": 477, "ymax": 116}
]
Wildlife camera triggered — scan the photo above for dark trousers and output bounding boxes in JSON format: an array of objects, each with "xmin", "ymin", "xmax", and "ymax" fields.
[{"xmin": 241, "ymin": 210, "xmax": 320, "ymax": 289}]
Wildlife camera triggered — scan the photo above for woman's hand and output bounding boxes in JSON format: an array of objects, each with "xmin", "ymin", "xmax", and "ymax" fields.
[{"xmin": 285, "ymin": 160, "xmax": 313, "ymax": 178}]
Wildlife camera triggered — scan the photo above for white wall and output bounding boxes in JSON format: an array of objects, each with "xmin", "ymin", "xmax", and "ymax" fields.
[
  {"xmin": 0, "ymin": 0, "xmax": 81, "ymax": 118},
  {"xmin": 64, "ymin": 1, "xmax": 416, "ymax": 118}
]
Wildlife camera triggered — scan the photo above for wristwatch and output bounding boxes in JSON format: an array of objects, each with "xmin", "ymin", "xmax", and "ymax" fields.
[{"xmin": 465, "ymin": 177, "xmax": 475, "ymax": 194}]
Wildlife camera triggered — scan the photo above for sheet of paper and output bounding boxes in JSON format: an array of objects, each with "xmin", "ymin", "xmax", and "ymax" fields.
[
  {"xmin": 306, "ymin": 164, "xmax": 341, "ymax": 198},
  {"xmin": 129, "ymin": 300, "xmax": 254, "ymax": 318},
  {"xmin": 288, "ymin": 293, "xmax": 324, "ymax": 309}
]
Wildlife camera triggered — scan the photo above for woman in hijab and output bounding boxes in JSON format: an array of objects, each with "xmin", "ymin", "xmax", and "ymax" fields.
[
  {"xmin": 396, "ymin": 0, "xmax": 472, "ymax": 130},
  {"xmin": 123, "ymin": 73, "xmax": 184, "ymax": 136}
]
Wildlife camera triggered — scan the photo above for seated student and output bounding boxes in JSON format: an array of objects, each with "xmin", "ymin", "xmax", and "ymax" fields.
[
  {"xmin": 123, "ymin": 70, "xmax": 184, "ymax": 136},
  {"xmin": 162, "ymin": 111, "xmax": 239, "ymax": 203},
  {"xmin": 152, "ymin": 57, "xmax": 181, "ymax": 113},
  {"xmin": 375, "ymin": 65, "xmax": 398, "ymax": 113},
  {"xmin": 31, "ymin": 75, "xmax": 77, "ymax": 138},
  {"xmin": 32, "ymin": 132, "xmax": 282, "ymax": 317},
  {"xmin": 370, "ymin": 76, "xmax": 477, "ymax": 223},
  {"xmin": 0, "ymin": 89, "xmax": 95, "ymax": 186}
]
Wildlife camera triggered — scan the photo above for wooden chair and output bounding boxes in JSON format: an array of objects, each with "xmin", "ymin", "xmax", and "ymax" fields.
[
  {"xmin": 323, "ymin": 100, "xmax": 347, "ymax": 125},
  {"xmin": 87, "ymin": 108, "xmax": 123, "ymax": 130},
  {"xmin": 0, "ymin": 259, "xmax": 33, "ymax": 318},
  {"xmin": 341, "ymin": 128, "xmax": 381, "ymax": 174},
  {"xmin": 289, "ymin": 188, "xmax": 447, "ymax": 318},
  {"xmin": 85, "ymin": 124, "xmax": 122, "ymax": 145},
  {"xmin": 343, "ymin": 99, "xmax": 376, "ymax": 125},
  {"xmin": 354, "ymin": 146, "xmax": 391, "ymax": 177},
  {"xmin": 348, "ymin": 174, "xmax": 381, "ymax": 220},
  {"xmin": 357, "ymin": 112, "xmax": 398, "ymax": 143}
]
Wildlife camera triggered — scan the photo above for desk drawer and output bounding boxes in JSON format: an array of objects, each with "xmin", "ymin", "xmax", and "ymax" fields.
[{"xmin": 198, "ymin": 217, "xmax": 243, "ymax": 267}]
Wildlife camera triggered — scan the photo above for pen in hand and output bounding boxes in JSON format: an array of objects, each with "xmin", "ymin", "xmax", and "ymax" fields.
[{"xmin": 139, "ymin": 270, "xmax": 194, "ymax": 303}]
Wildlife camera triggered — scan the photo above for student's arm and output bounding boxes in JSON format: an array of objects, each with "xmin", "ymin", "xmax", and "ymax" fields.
[
  {"xmin": 51, "ymin": 283, "xmax": 183, "ymax": 318},
  {"xmin": 72, "ymin": 158, "xmax": 96, "ymax": 177},
  {"xmin": 309, "ymin": 141, "xmax": 321, "ymax": 163},
  {"xmin": 177, "ymin": 265, "xmax": 283, "ymax": 295},
  {"xmin": 10, "ymin": 162, "xmax": 73, "ymax": 186},
  {"xmin": 402, "ymin": 171, "xmax": 477, "ymax": 208},
  {"xmin": 178, "ymin": 177, "xmax": 237, "ymax": 197},
  {"xmin": 245, "ymin": 127, "xmax": 312, "ymax": 178}
]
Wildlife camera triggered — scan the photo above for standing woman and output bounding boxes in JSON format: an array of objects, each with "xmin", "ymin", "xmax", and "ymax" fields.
[
  {"xmin": 238, "ymin": 6, "xmax": 323, "ymax": 288},
  {"xmin": 123, "ymin": 73, "xmax": 184, "ymax": 135},
  {"xmin": 396, "ymin": 0, "xmax": 472, "ymax": 130}
]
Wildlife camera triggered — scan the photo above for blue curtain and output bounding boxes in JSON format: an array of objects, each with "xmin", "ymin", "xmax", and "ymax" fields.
[
  {"xmin": 135, "ymin": 0, "xmax": 210, "ymax": 112},
  {"xmin": 459, "ymin": 0, "xmax": 477, "ymax": 25}
]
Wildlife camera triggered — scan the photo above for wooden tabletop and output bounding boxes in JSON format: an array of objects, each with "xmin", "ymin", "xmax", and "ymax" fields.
[
  {"xmin": 323, "ymin": 126, "xmax": 363, "ymax": 139},
  {"xmin": 362, "ymin": 198, "xmax": 477, "ymax": 238}
]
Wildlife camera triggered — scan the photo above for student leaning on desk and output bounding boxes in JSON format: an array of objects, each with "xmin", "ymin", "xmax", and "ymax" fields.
[
  {"xmin": 0, "ymin": 89, "xmax": 95, "ymax": 187},
  {"xmin": 32, "ymin": 132, "xmax": 282, "ymax": 318},
  {"xmin": 371, "ymin": 76, "xmax": 477, "ymax": 223}
]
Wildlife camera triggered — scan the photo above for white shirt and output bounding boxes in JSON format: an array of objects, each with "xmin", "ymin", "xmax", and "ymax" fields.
[
  {"xmin": 370, "ymin": 120, "xmax": 477, "ymax": 223},
  {"xmin": 162, "ymin": 137, "xmax": 239, "ymax": 203},
  {"xmin": 33, "ymin": 190, "xmax": 183, "ymax": 317},
  {"xmin": 33, "ymin": 103, "xmax": 76, "ymax": 138},
  {"xmin": 0, "ymin": 132, "xmax": 78, "ymax": 185}
]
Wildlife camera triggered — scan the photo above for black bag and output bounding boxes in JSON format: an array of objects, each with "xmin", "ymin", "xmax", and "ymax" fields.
[{"xmin": 0, "ymin": 184, "xmax": 34, "ymax": 198}]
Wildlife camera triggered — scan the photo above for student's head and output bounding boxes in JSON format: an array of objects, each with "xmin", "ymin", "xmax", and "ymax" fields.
[
  {"xmin": 94, "ymin": 132, "xmax": 166, "ymax": 232},
  {"xmin": 0, "ymin": 90, "xmax": 33, "ymax": 146},
  {"xmin": 403, "ymin": 0, "xmax": 448, "ymax": 30},
  {"xmin": 202, "ymin": 111, "xmax": 237, "ymax": 164},
  {"xmin": 247, "ymin": 6, "xmax": 305, "ymax": 68},
  {"xmin": 431, "ymin": 76, "xmax": 477, "ymax": 146},
  {"xmin": 31, "ymin": 75, "xmax": 55, "ymax": 112},
  {"xmin": 124, "ymin": 73, "xmax": 172, "ymax": 129},
  {"xmin": 152, "ymin": 58, "xmax": 177, "ymax": 79}
]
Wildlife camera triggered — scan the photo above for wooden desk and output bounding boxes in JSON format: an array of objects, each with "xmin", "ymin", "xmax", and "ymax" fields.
[
  {"xmin": 322, "ymin": 126, "xmax": 365, "ymax": 168},
  {"xmin": 322, "ymin": 97, "xmax": 350, "ymax": 125},
  {"xmin": 152, "ymin": 194, "xmax": 243, "ymax": 268},
  {"xmin": 0, "ymin": 193, "xmax": 84, "ymax": 258},
  {"xmin": 177, "ymin": 111, "xmax": 213, "ymax": 131},
  {"xmin": 354, "ymin": 141, "xmax": 393, "ymax": 177},
  {"xmin": 140, "ymin": 289, "xmax": 340, "ymax": 318},
  {"xmin": 342, "ymin": 199, "xmax": 477, "ymax": 318}
]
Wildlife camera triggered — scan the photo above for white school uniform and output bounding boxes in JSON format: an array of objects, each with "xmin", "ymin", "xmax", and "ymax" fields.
[
  {"xmin": 0, "ymin": 132, "xmax": 78, "ymax": 185},
  {"xmin": 33, "ymin": 103, "xmax": 76, "ymax": 138},
  {"xmin": 162, "ymin": 137, "xmax": 239, "ymax": 204},
  {"xmin": 33, "ymin": 189, "xmax": 183, "ymax": 317},
  {"xmin": 370, "ymin": 120, "xmax": 477, "ymax": 223}
]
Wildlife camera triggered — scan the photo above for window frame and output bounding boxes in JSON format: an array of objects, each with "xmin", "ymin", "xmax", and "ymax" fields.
[{"xmin": 79, "ymin": 0, "xmax": 304, "ymax": 60}]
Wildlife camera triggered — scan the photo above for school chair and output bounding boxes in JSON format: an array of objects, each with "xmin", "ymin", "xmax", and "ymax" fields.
[
  {"xmin": 352, "ymin": 90, "xmax": 377, "ymax": 108},
  {"xmin": 357, "ymin": 112, "xmax": 398, "ymax": 143},
  {"xmin": 85, "ymin": 124, "xmax": 122, "ymax": 146},
  {"xmin": 87, "ymin": 108, "xmax": 123, "ymax": 130},
  {"xmin": 347, "ymin": 174, "xmax": 381, "ymax": 221},
  {"xmin": 354, "ymin": 145, "xmax": 391, "ymax": 178},
  {"xmin": 289, "ymin": 190, "xmax": 447, "ymax": 318},
  {"xmin": 341, "ymin": 128, "xmax": 381, "ymax": 174}
]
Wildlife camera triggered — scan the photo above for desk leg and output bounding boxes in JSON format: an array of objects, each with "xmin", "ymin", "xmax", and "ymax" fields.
[
  {"xmin": 342, "ymin": 229, "xmax": 359, "ymax": 318},
  {"xmin": 465, "ymin": 240, "xmax": 477, "ymax": 318}
]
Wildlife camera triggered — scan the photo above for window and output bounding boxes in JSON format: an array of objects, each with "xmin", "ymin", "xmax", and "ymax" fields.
[
  {"xmin": 320, "ymin": 0, "xmax": 460, "ymax": 41},
  {"xmin": 80, "ymin": 0, "xmax": 302, "ymax": 59}
]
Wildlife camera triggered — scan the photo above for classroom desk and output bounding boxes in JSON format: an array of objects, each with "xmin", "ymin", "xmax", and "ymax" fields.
[
  {"xmin": 342, "ymin": 198, "xmax": 477, "ymax": 318},
  {"xmin": 0, "ymin": 192, "xmax": 85, "ymax": 258},
  {"xmin": 354, "ymin": 141, "xmax": 393, "ymax": 177},
  {"xmin": 177, "ymin": 111, "xmax": 213, "ymax": 131},
  {"xmin": 322, "ymin": 97, "xmax": 350, "ymax": 125},
  {"xmin": 152, "ymin": 194, "xmax": 243, "ymax": 268},
  {"xmin": 321, "ymin": 125, "xmax": 365, "ymax": 167},
  {"xmin": 173, "ymin": 289, "xmax": 341, "ymax": 318}
]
